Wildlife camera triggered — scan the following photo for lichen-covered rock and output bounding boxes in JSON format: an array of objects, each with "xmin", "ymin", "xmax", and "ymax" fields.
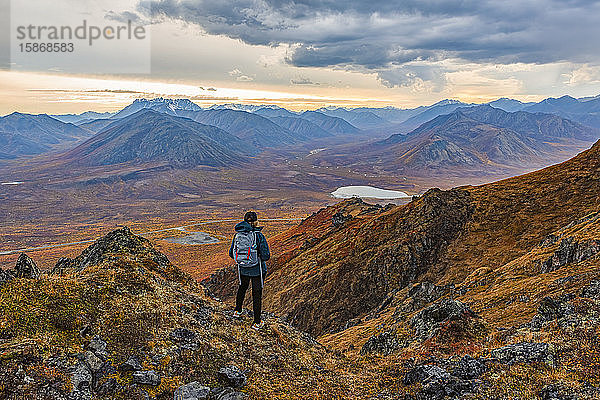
[
  {"xmin": 331, "ymin": 211, "xmax": 352, "ymax": 227},
  {"xmin": 172, "ymin": 328, "xmax": 199, "ymax": 350},
  {"xmin": 409, "ymin": 298, "xmax": 481, "ymax": 340},
  {"xmin": 540, "ymin": 237, "xmax": 600, "ymax": 273},
  {"xmin": 403, "ymin": 365, "xmax": 450, "ymax": 386},
  {"xmin": 79, "ymin": 351, "xmax": 103, "ymax": 373},
  {"xmin": 174, "ymin": 381, "xmax": 210, "ymax": 400},
  {"xmin": 0, "ymin": 268, "xmax": 14, "ymax": 287},
  {"xmin": 132, "ymin": 370, "xmax": 161, "ymax": 386},
  {"xmin": 119, "ymin": 356, "xmax": 142, "ymax": 372},
  {"xmin": 71, "ymin": 362, "xmax": 93, "ymax": 400},
  {"xmin": 209, "ymin": 387, "xmax": 249, "ymax": 400},
  {"xmin": 50, "ymin": 227, "xmax": 173, "ymax": 275},
  {"xmin": 360, "ymin": 331, "xmax": 402, "ymax": 356},
  {"xmin": 402, "ymin": 362, "xmax": 479, "ymax": 399},
  {"xmin": 539, "ymin": 383, "xmax": 578, "ymax": 400},
  {"xmin": 87, "ymin": 336, "xmax": 107, "ymax": 354},
  {"xmin": 96, "ymin": 378, "xmax": 117, "ymax": 395},
  {"xmin": 446, "ymin": 355, "xmax": 486, "ymax": 380},
  {"xmin": 529, "ymin": 296, "xmax": 575, "ymax": 331},
  {"xmin": 217, "ymin": 366, "xmax": 246, "ymax": 388},
  {"xmin": 490, "ymin": 342, "xmax": 556, "ymax": 366},
  {"xmin": 14, "ymin": 253, "xmax": 40, "ymax": 279}
]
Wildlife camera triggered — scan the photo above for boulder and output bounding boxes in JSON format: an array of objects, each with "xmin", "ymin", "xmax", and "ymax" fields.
[
  {"xmin": 402, "ymin": 363, "xmax": 478, "ymax": 399},
  {"xmin": 447, "ymin": 355, "xmax": 486, "ymax": 380},
  {"xmin": 172, "ymin": 328, "xmax": 199, "ymax": 350},
  {"xmin": 360, "ymin": 331, "xmax": 402, "ymax": 356},
  {"xmin": 14, "ymin": 253, "xmax": 40, "ymax": 279},
  {"xmin": 132, "ymin": 370, "xmax": 161, "ymax": 386},
  {"xmin": 0, "ymin": 268, "xmax": 14, "ymax": 287},
  {"xmin": 403, "ymin": 365, "xmax": 450, "ymax": 386},
  {"xmin": 209, "ymin": 387, "xmax": 249, "ymax": 400},
  {"xmin": 173, "ymin": 382, "xmax": 210, "ymax": 400},
  {"xmin": 331, "ymin": 211, "xmax": 352, "ymax": 227},
  {"xmin": 217, "ymin": 366, "xmax": 246, "ymax": 388},
  {"xmin": 71, "ymin": 362, "xmax": 93, "ymax": 400},
  {"xmin": 409, "ymin": 298, "xmax": 481, "ymax": 340},
  {"xmin": 490, "ymin": 342, "xmax": 556, "ymax": 366},
  {"xmin": 119, "ymin": 356, "xmax": 142, "ymax": 372},
  {"xmin": 529, "ymin": 296, "xmax": 575, "ymax": 331}
]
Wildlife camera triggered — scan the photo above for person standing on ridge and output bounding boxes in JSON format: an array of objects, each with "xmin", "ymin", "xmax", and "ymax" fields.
[{"xmin": 229, "ymin": 211, "xmax": 270, "ymax": 330}]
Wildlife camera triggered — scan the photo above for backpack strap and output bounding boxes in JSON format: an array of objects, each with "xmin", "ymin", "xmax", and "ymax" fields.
[
  {"xmin": 255, "ymin": 231, "xmax": 263, "ymax": 289},
  {"xmin": 233, "ymin": 233, "xmax": 238, "ymax": 263}
]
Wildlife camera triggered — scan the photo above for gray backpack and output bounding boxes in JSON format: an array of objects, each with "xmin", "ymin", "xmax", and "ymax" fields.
[{"xmin": 233, "ymin": 231, "xmax": 259, "ymax": 269}]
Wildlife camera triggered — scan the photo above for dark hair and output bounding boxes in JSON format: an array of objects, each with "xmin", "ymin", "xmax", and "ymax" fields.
[{"xmin": 244, "ymin": 211, "xmax": 258, "ymax": 223}]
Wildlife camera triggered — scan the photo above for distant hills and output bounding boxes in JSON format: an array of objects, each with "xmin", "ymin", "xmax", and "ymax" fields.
[
  {"xmin": 0, "ymin": 112, "xmax": 93, "ymax": 160},
  {"xmin": 179, "ymin": 109, "xmax": 302, "ymax": 148},
  {"xmin": 299, "ymin": 111, "xmax": 361, "ymax": 135},
  {"xmin": 328, "ymin": 105, "xmax": 600, "ymax": 172},
  {"xmin": 4, "ymin": 94, "xmax": 600, "ymax": 171},
  {"xmin": 51, "ymin": 111, "xmax": 115, "ymax": 124},
  {"xmin": 61, "ymin": 110, "xmax": 255, "ymax": 167}
]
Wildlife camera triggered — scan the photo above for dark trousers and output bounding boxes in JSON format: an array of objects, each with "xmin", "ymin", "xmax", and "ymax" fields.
[{"xmin": 235, "ymin": 275, "xmax": 263, "ymax": 323}]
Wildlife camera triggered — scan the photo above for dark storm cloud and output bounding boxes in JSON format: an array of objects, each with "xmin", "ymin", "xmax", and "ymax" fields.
[{"xmin": 139, "ymin": 0, "xmax": 600, "ymax": 86}]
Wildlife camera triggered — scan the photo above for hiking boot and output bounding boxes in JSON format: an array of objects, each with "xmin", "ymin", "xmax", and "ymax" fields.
[
  {"xmin": 251, "ymin": 321, "xmax": 264, "ymax": 331},
  {"xmin": 233, "ymin": 310, "xmax": 242, "ymax": 318}
]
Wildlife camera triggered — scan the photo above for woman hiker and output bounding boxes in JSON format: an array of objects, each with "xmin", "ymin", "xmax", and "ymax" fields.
[{"xmin": 229, "ymin": 211, "xmax": 270, "ymax": 330}]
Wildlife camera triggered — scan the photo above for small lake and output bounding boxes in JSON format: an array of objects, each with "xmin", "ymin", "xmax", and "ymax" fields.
[{"xmin": 331, "ymin": 185, "xmax": 410, "ymax": 199}]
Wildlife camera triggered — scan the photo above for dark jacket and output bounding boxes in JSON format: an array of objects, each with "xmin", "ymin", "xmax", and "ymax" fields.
[{"xmin": 229, "ymin": 221, "xmax": 270, "ymax": 277}]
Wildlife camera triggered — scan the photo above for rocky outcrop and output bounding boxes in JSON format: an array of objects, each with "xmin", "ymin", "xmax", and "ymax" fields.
[
  {"xmin": 71, "ymin": 336, "xmax": 113, "ymax": 400},
  {"xmin": 172, "ymin": 328, "xmax": 200, "ymax": 350},
  {"xmin": 360, "ymin": 331, "xmax": 403, "ymax": 356},
  {"xmin": 50, "ymin": 227, "xmax": 184, "ymax": 283},
  {"xmin": 14, "ymin": 253, "xmax": 41, "ymax": 279},
  {"xmin": 174, "ymin": 382, "xmax": 211, "ymax": 400},
  {"xmin": 489, "ymin": 342, "xmax": 556, "ymax": 366},
  {"xmin": 331, "ymin": 211, "xmax": 352, "ymax": 227},
  {"xmin": 0, "ymin": 268, "xmax": 14, "ymax": 287},
  {"xmin": 529, "ymin": 295, "xmax": 576, "ymax": 331},
  {"xmin": 132, "ymin": 370, "xmax": 161, "ymax": 386},
  {"xmin": 397, "ymin": 282, "xmax": 452, "ymax": 314},
  {"xmin": 540, "ymin": 237, "xmax": 600, "ymax": 273},
  {"xmin": 260, "ymin": 188, "xmax": 474, "ymax": 336},
  {"xmin": 409, "ymin": 299, "xmax": 482, "ymax": 341},
  {"xmin": 402, "ymin": 355, "xmax": 486, "ymax": 399},
  {"xmin": 0, "ymin": 253, "xmax": 41, "ymax": 288},
  {"xmin": 581, "ymin": 280, "xmax": 600, "ymax": 299},
  {"xmin": 217, "ymin": 366, "xmax": 246, "ymax": 388}
]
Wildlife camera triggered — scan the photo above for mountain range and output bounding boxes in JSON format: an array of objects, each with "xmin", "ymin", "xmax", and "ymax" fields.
[
  {"xmin": 61, "ymin": 110, "xmax": 255, "ymax": 167},
  {"xmin": 313, "ymin": 105, "xmax": 600, "ymax": 173},
  {"xmin": 3, "ymin": 94, "xmax": 600, "ymax": 175},
  {"xmin": 0, "ymin": 112, "xmax": 93, "ymax": 160}
]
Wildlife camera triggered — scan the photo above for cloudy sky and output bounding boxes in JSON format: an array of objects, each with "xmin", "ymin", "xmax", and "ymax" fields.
[{"xmin": 2, "ymin": 0, "xmax": 600, "ymax": 114}]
